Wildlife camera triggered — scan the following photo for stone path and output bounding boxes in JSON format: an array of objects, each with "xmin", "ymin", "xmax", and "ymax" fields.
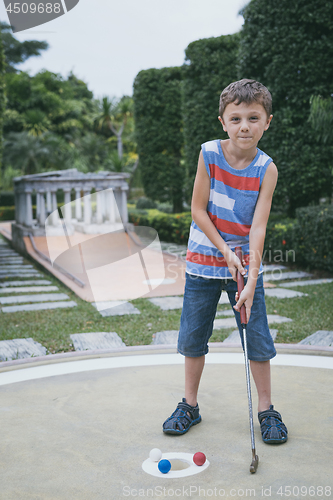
[
  {"xmin": 0, "ymin": 238, "xmax": 77, "ymax": 315},
  {"xmin": 92, "ymin": 300, "xmax": 140, "ymax": 316},
  {"xmin": 70, "ymin": 332, "xmax": 126, "ymax": 350},
  {"xmin": 264, "ymin": 288, "xmax": 307, "ymax": 298},
  {"xmin": 264, "ymin": 270, "xmax": 312, "ymax": 281},
  {"xmin": 0, "ymin": 338, "xmax": 47, "ymax": 362},
  {"xmin": 281, "ymin": 278, "xmax": 333, "ymax": 288},
  {"xmin": 298, "ymin": 331, "xmax": 333, "ymax": 347}
]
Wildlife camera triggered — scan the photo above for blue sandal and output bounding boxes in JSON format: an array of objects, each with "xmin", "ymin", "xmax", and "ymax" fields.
[
  {"xmin": 258, "ymin": 405, "xmax": 288, "ymax": 444},
  {"xmin": 163, "ymin": 398, "xmax": 201, "ymax": 435}
]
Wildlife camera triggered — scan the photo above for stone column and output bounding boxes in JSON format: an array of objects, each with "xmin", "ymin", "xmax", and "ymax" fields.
[
  {"xmin": 38, "ymin": 191, "xmax": 46, "ymax": 226},
  {"xmin": 63, "ymin": 188, "xmax": 72, "ymax": 223},
  {"xmin": 17, "ymin": 193, "xmax": 24, "ymax": 225},
  {"xmin": 107, "ymin": 189, "xmax": 116, "ymax": 224},
  {"xmin": 121, "ymin": 187, "xmax": 128, "ymax": 224},
  {"xmin": 46, "ymin": 190, "xmax": 52, "ymax": 214},
  {"xmin": 96, "ymin": 189, "xmax": 103, "ymax": 224},
  {"xmin": 83, "ymin": 189, "xmax": 91, "ymax": 225},
  {"xmin": 36, "ymin": 192, "xmax": 40, "ymax": 223},
  {"xmin": 75, "ymin": 187, "xmax": 82, "ymax": 220},
  {"xmin": 25, "ymin": 190, "xmax": 33, "ymax": 226},
  {"xmin": 51, "ymin": 190, "xmax": 59, "ymax": 226}
]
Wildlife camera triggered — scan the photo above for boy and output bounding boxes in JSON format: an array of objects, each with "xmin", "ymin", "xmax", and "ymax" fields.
[{"xmin": 163, "ymin": 79, "xmax": 288, "ymax": 444}]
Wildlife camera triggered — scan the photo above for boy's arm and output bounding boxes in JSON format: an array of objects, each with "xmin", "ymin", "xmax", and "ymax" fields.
[
  {"xmin": 191, "ymin": 151, "xmax": 246, "ymax": 279},
  {"xmin": 234, "ymin": 161, "xmax": 278, "ymax": 320}
]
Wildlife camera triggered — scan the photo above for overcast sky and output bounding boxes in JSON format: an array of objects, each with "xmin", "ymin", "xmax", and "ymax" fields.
[{"xmin": 0, "ymin": 0, "xmax": 247, "ymax": 99}]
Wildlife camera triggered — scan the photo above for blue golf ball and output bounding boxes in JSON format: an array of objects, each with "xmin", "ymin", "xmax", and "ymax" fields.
[{"xmin": 158, "ymin": 459, "xmax": 171, "ymax": 474}]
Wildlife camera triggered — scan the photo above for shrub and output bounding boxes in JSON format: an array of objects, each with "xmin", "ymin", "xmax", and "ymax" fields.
[
  {"xmin": 136, "ymin": 197, "xmax": 157, "ymax": 209},
  {"xmin": 0, "ymin": 205, "xmax": 15, "ymax": 220},
  {"xmin": 156, "ymin": 202, "xmax": 173, "ymax": 214},
  {"xmin": 264, "ymin": 217, "xmax": 296, "ymax": 264},
  {"xmin": 128, "ymin": 208, "xmax": 192, "ymax": 245},
  {"xmin": 293, "ymin": 205, "xmax": 333, "ymax": 272},
  {"xmin": 0, "ymin": 191, "xmax": 15, "ymax": 206}
]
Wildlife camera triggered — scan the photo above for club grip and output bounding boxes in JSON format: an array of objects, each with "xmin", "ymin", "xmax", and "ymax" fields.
[{"xmin": 235, "ymin": 246, "xmax": 247, "ymax": 325}]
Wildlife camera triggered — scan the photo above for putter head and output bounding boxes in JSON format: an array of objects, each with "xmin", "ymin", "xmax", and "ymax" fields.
[{"xmin": 250, "ymin": 454, "xmax": 259, "ymax": 474}]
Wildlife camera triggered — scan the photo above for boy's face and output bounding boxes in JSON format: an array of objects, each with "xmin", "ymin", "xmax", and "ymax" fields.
[{"xmin": 218, "ymin": 101, "xmax": 273, "ymax": 151}]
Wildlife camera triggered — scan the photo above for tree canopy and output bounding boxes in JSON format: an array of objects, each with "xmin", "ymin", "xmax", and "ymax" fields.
[{"xmin": 1, "ymin": 21, "xmax": 48, "ymax": 73}]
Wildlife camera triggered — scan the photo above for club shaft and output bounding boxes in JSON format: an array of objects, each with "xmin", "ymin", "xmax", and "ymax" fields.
[{"xmin": 242, "ymin": 325, "xmax": 256, "ymax": 452}]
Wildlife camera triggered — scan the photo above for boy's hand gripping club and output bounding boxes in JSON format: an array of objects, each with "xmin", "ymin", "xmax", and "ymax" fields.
[{"xmin": 235, "ymin": 246, "xmax": 259, "ymax": 474}]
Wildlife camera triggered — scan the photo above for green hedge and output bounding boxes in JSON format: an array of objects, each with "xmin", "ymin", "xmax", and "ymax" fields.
[
  {"xmin": 0, "ymin": 203, "xmax": 63, "ymax": 221},
  {"xmin": 264, "ymin": 206, "xmax": 333, "ymax": 272},
  {"xmin": 293, "ymin": 205, "xmax": 333, "ymax": 272},
  {"xmin": 0, "ymin": 205, "xmax": 15, "ymax": 220},
  {"xmin": 128, "ymin": 208, "xmax": 192, "ymax": 245}
]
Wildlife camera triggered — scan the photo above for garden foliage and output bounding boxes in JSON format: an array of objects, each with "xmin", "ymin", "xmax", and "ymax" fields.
[
  {"xmin": 182, "ymin": 34, "xmax": 240, "ymax": 200},
  {"xmin": 238, "ymin": 0, "xmax": 333, "ymax": 215},
  {"xmin": 133, "ymin": 67, "xmax": 184, "ymax": 213}
]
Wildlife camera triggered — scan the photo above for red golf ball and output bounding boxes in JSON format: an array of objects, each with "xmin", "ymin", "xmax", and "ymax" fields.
[{"xmin": 193, "ymin": 452, "xmax": 206, "ymax": 466}]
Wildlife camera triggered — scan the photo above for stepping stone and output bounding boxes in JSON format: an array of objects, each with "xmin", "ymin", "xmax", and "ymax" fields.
[
  {"xmin": 263, "ymin": 264, "xmax": 287, "ymax": 271},
  {"xmin": 298, "ymin": 330, "xmax": 333, "ymax": 347},
  {"xmin": 0, "ymin": 265, "xmax": 34, "ymax": 270},
  {"xmin": 0, "ymin": 280, "xmax": 52, "ymax": 287},
  {"xmin": 148, "ymin": 296, "xmax": 183, "ymax": 311},
  {"xmin": 92, "ymin": 301, "xmax": 140, "ymax": 317},
  {"xmin": 0, "ymin": 338, "xmax": 47, "ymax": 361},
  {"xmin": 219, "ymin": 292, "xmax": 230, "ymax": 304},
  {"xmin": 264, "ymin": 271, "xmax": 312, "ymax": 281},
  {"xmin": 267, "ymin": 314, "xmax": 293, "ymax": 324},
  {"xmin": 223, "ymin": 329, "xmax": 278, "ymax": 345},
  {"xmin": 264, "ymin": 288, "xmax": 307, "ymax": 299},
  {"xmin": 0, "ymin": 258, "xmax": 24, "ymax": 263},
  {"xmin": 282, "ymin": 279, "xmax": 333, "ymax": 288},
  {"xmin": 0, "ymin": 293, "xmax": 69, "ymax": 304},
  {"xmin": 214, "ymin": 314, "xmax": 292, "ymax": 330},
  {"xmin": 1, "ymin": 301, "xmax": 77, "ymax": 313},
  {"xmin": 214, "ymin": 317, "xmax": 238, "ymax": 329},
  {"xmin": 0, "ymin": 271, "xmax": 40, "ymax": 276},
  {"xmin": 152, "ymin": 330, "xmax": 179, "ymax": 345},
  {"xmin": 216, "ymin": 309, "xmax": 235, "ymax": 317},
  {"xmin": 0, "ymin": 286, "xmax": 59, "ymax": 294},
  {"xmin": 0, "ymin": 273, "xmax": 42, "ymax": 278},
  {"xmin": 70, "ymin": 332, "xmax": 126, "ymax": 351}
]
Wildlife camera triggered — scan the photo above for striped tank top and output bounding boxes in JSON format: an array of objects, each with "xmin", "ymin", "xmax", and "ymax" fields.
[{"xmin": 186, "ymin": 139, "xmax": 273, "ymax": 279}]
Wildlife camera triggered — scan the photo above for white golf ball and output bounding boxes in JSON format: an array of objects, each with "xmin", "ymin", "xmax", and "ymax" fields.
[{"xmin": 149, "ymin": 448, "xmax": 162, "ymax": 462}]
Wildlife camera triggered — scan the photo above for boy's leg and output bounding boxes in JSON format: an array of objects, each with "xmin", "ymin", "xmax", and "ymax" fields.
[
  {"xmin": 163, "ymin": 272, "xmax": 222, "ymax": 435},
  {"xmin": 249, "ymin": 360, "xmax": 272, "ymax": 412},
  {"xmin": 185, "ymin": 355, "xmax": 205, "ymax": 407}
]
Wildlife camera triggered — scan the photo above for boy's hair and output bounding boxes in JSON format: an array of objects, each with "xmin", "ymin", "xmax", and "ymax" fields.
[{"xmin": 219, "ymin": 79, "xmax": 272, "ymax": 118}]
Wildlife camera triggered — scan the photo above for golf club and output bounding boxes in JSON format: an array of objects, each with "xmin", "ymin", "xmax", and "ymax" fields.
[{"xmin": 235, "ymin": 246, "xmax": 259, "ymax": 474}]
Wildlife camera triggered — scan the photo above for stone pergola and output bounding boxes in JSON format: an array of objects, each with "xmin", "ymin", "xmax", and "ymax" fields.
[{"xmin": 12, "ymin": 169, "xmax": 130, "ymax": 246}]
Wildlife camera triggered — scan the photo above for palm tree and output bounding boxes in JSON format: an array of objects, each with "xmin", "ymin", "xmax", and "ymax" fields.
[
  {"xmin": 4, "ymin": 131, "xmax": 49, "ymax": 175},
  {"xmin": 96, "ymin": 96, "xmax": 133, "ymax": 159}
]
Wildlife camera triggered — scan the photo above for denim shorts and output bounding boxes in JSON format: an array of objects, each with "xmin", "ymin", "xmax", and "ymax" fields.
[{"xmin": 178, "ymin": 272, "xmax": 276, "ymax": 362}]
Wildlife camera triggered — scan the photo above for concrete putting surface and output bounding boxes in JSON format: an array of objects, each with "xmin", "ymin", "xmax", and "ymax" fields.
[{"xmin": 0, "ymin": 346, "xmax": 332, "ymax": 499}]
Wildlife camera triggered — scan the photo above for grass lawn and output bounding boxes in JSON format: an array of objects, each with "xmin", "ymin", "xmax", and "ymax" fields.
[{"xmin": 0, "ymin": 236, "xmax": 332, "ymax": 354}]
